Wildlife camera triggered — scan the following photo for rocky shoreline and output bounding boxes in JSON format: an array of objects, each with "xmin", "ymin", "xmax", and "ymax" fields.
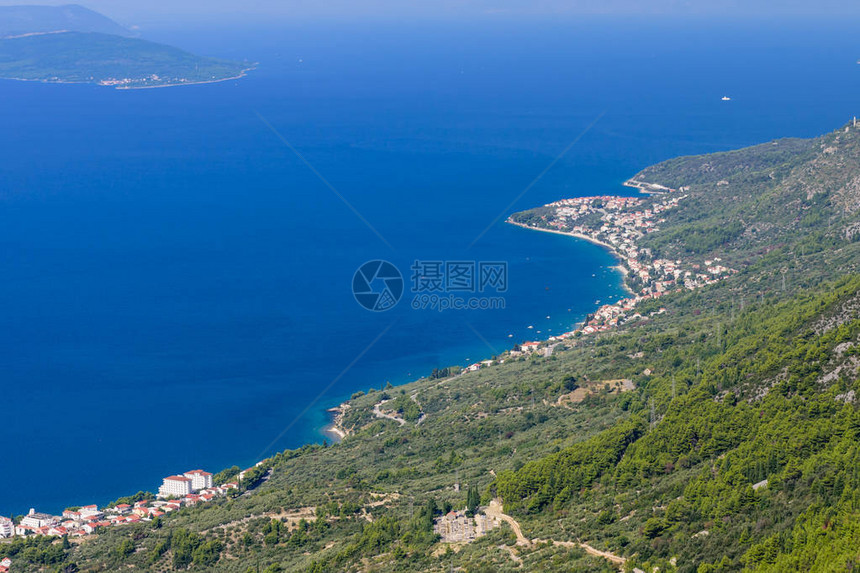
[{"xmin": 323, "ymin": 405, "xmax": 350, "ymax": 442}]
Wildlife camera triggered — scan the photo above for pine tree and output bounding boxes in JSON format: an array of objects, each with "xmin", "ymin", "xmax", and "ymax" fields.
[{"xmin": 466, "ymin": 484, "xmax": 480, "ymax": 516}]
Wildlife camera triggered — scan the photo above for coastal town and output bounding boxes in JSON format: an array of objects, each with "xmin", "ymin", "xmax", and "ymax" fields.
[
  {"xmin": 96, "ymin": 66, "xmax": 255, "ymax": 89},
  {"xmin": 0, "ymin": 467, "xmax": 257, "ymax": 550},
  {"xmin": 500, "ymin": 183, "xmax": 737, "ymax": 356}
]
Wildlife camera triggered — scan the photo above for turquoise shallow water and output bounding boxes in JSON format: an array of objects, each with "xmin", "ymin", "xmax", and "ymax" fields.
[{"xmin": 0, "ymin": 16, "xmax": 858, "ymax": 513}]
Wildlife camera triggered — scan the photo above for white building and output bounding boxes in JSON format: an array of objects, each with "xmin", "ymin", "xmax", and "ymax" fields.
[
  {"xmin": 158, "ymin": 476, "xmax": 193, "ymax": 498},
  {"xmin": 21, "ymin": 509, "xmax": 57, "ymax": 528},
  {"xmin": 79, "ymin": 505, "xmax": 104, "ymax": 521},
  {"xmin": 0, "ymin": 517, "xmax": 13, "ymax": 538},
  {"xmin": 183, "ymin": 470, "xmax": 213, "ymax": 491}
]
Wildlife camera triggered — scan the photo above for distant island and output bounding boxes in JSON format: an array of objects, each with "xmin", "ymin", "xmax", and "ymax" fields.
[{"xmin": 0, "ymin": 5, "xmax": 255, "ymax": 89}]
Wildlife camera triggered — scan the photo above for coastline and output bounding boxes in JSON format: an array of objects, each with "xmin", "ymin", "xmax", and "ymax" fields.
[
  {"xmin": 2, "ymin": 207, "xmax": 631, "ymax": 517},
  {"xmin": 507, "ymin": 219, "xmax": 617, "ymax": 251},
  {"xmin": 622, "ymin": 178, "xmax": 674, "ymax": 195},
  {"xmin": 5, "ymin": 189, "xmax": 658, "ymax": 517},
  {"xmin": 313, "ymin": 214, "xmax": 643, "ymax": 446},
  {"xmin": 322, "ymin": 405, "xmax": 349, "ymax": 443},
  {"xmin": 0, "ymin": 65, "xmax": 257, "ymax": 90},
  {"xmin": 117, "ymin": 66, "xmax": 257, "ymax": 90},
  {"xmin": 506, "ymin": 220, "xmax": 635, "ymax": 296},
  {"xmin": 3, "ymin": 186, "xmax": 694, "ymax": 521}
]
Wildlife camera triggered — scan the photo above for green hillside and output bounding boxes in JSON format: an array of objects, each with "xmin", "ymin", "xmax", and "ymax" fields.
[
  {"xmin": 0, "ymin": 5, "xmax": 253, "ymax": 88},
  {"xmin": 0, "ymin": 31, "xmax": 252, "ymax": 88},
  {"xmin": 6, "ymin": 122, "xmax": 860, "ymax": 572}
]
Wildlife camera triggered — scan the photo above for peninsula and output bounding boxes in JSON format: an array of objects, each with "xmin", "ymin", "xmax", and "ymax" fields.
[
  {"xmin": 508, "ymin": 189, "xmax": 734, "ymax": 338},
  {"xmin": 0, "ymin": 5, "xmax": 254, "ymax": 89}
]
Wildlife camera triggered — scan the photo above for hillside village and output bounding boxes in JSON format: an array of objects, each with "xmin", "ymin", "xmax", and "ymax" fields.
[
  {"xmin": 503, "ymin": 186, "xmax": 737, "ymax": 358},
  {"xmin": 0, "ymin": 469, "xmax": 251, "ymax": 544}
]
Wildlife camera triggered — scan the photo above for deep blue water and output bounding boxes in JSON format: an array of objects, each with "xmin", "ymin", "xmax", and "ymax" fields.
[{"xmin": 1, "ymin": 16, "xmax": 858, "ymax": 514}]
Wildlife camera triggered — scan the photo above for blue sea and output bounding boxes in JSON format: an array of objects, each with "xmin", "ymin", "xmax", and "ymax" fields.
[{"xmin": 1, "ymin": 16, "xmax": 858, "ymax": 514}]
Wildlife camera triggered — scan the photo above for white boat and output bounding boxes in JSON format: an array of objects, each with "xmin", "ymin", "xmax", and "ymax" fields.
[{"xmin": 721, "ymin": 96, "xmax": 732, "ymax": 101}]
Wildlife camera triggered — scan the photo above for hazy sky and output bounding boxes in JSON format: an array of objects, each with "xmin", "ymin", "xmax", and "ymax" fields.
[{"xmin": 3, "ymin": 0, "xmax": 860, "ymax": 25}]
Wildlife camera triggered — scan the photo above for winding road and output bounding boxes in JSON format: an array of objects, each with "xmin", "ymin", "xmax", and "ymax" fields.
[
  {"xmin": 485, "ymin": 498, "xmax": 626, "ymax": 570},
  {"xmin": 372, "ymin": 399, "xmax": 407, "ymax": 426}
]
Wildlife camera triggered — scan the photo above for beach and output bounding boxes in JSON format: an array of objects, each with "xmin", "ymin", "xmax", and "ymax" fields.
[
  {"xmin": 323, "ymin": 406, "xmax": 349, "ymax": 443},
  {"xmin": 507, "ymin": 220, "xmax": 619, "ymax": 252}
]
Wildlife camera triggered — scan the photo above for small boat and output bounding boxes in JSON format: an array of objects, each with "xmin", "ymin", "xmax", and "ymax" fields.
[
  {"xmin": 527, "ymin": 325, "xmax": 534, "ymax": 329},
  {"xmin": 721, "ymin": 96, "xmax": 732, "ymax": 101}
]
